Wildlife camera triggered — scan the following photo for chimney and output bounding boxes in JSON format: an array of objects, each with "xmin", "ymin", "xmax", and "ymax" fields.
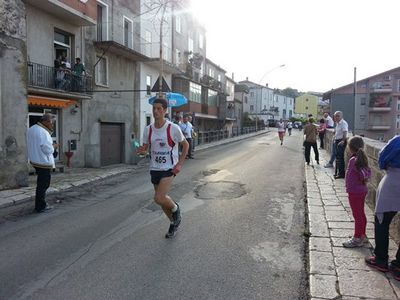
[
  {"xmin": 246, "ymin": 76, "xmax": 248, "ymax": 81},
  {"xmin": 232, "ymin": 72, "xmax": 234, "ymax": 80}
]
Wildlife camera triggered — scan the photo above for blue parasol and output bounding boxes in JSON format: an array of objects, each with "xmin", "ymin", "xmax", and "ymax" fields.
[{"xmin": 148, "ymin": 92, "xmax": 188, "ymax": 108}]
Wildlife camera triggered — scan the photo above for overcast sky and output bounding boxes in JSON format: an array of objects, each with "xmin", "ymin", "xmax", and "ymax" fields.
[{"xmin": 190, "ymin": 0, "xmax": 400, "ymax": 93}]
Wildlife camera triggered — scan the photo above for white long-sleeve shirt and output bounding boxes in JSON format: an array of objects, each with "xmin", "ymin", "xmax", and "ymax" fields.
[{"xmin": 27, "ymin": 123, "xmax": 55, "ymax": 169}]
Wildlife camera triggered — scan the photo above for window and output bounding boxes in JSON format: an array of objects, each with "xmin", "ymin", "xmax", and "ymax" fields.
[
  {"xmin": 199, "ymin": 33, "xmax": 204, "ymax": 49},
  {"xmin": 250, "ymin": 92, "xmax": 254, "ymax": 97},
  {"xmin": 397, "ymin": 115, "xmax": 400, "ymax": 129},
  {"xmin": 398, "ymin": 79, "xmax": 400, "ymax": 92},
  {"xmin": 188, "ymin": 37, "xmax": 194, "ymax": 54},
  {"xmin": 96, "ymin": 1, "xmax": 108, "ymax": 41},
  {"xmin": 397, "ymin": 98, "xmax": 400, "ymax": 111},
  {"xmin": 217, "ymin": 74, "xmax": 221, "ymax": 82},
  {"xmin": 163, "ymin": 42, "xmax": 168, "ymax": 60},
  {"xmin": 305, "ymin": 106, "xmax": 308, "ymax": 110},
  {"xmin": 175, "ymin": 16, "xmax": 181, "ymax": 33},
  {"xmin": 306, "ymin": 98, "xmax": 309, "ymax": 102},
  {"xmin": 95, "ymin": 55, "xmax": 108, "ymax": 86},
  {"xmin": 250, "ymin": 105, "xmax": 254, "ymax": 111},
  {"xmin": 146, "ymin": 75, "xmax": 151, "ymax": 95},
  {"xmin": 264, "ymin": 105, "xmax": 266, "ymax": 109},
  {"xmin": 208, "ymin": 68, "xmax": 214, "ymax": 78},
  {"xmin": 361, "ymin": 97, "xmax": 366, "ymax": 105},
  {"xmin": 123, "ymin": 16, "xmax": 133, "ymax": 48},
  {"xmin": 146, "ymin": 115, "xmax": 151, "ymax": 126},
  {"xmin": 208, "ymin": 90, "xmax": 218, "ymax": 106},
  {"xmin": 244, "ymin": 96, "xmax": 248, "ymax": 103},
  {"xmin": 189, "ymin": 82, "xmax": 201, "ymax": 103},
  {"xmin": 54, "ymin": 30, "xmax": 72, "ymax": 65}
]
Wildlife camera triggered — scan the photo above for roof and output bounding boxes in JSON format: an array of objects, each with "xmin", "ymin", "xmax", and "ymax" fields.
[{"xmin": 205, "ymin": 58, "xmax": 227, "ymax": 72}]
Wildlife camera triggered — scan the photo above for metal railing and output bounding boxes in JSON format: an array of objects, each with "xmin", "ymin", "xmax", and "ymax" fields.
[
  {"xmin": 195, "ymin": 125, "xmax": 266, "ymax": 146},
  {"xmin": 27, "ymin": 62, "xmax": 93, "ymax": 95}
]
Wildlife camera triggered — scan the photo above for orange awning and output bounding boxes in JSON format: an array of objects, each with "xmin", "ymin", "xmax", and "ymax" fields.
[{"xmin": 28, "ymin": 96, "xmax": 77, "ymax": 108}]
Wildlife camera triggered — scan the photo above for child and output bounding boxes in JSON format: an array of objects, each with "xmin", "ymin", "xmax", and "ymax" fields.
[
  {"xmin": 318, "ymin": 118, "xmax": 326, "ymax": 149},
  {"xmin": 343, "ymin": 136, "xmax": 371, "ymax": 248}
]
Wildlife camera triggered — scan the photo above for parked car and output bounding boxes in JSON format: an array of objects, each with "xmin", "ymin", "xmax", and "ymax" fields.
[{"xmin": 294, "ymin": 121, "xmax": 303, "ymax": 130}]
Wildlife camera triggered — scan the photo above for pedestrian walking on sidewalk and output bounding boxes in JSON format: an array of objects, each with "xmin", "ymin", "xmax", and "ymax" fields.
[
  {"xmin": 137, "ymin": 98, "xmax": 189, "ymax": 238},
  {"xmin": 287, "ymin": 121, "xmax": 293, "ymax": 136},
  {"xmin": 365, "ymin": 135, "xmax": 400, "ymax": 281},
  {"xmin": 303, "ymin": 118, "xmax": 319, "ymax": 165},
  {"xmin": 179, "ymin": 114, "xmax": 194, "ymax": 159},
  {"xmin": 342, "ymin": 137, "xmax": 371, "ymax": 248},
  {"xmin": 27, "ymin": 113, "xmax": 58, "ymax": 213},
  {"xmin": 318, "ymin": 118, "xmax": 326, "ymax": 149},
  {"xmin": 277, "ymin": 119, "xmax": 286, "ymax": 145},
  {"xmin": 333, "ymin": 111, "xmax": 348, "ymax": 179}
]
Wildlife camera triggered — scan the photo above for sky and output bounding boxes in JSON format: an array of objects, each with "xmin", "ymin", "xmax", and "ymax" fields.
[{"xmin": 190, "ymin": 0, "xmax": 400, "ymax": 93}]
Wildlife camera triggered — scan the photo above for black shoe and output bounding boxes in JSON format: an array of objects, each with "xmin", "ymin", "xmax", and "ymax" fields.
[
  {"xmin": 36, "ymin": 204, "xmax": 53, "ymax": 213},
  {"xmin": 165, "ymin": 223, "xmax": 176, "ymax": 239},
  {"xmin": 316, "ymin": 161, "xmax": 320, "ymax": 165},
  {"xmin": 334, "ymin": 175, "xmax": 345, "ymax": 179},
  {"xmin": 172, "ymin": 203, "xmax": 182, "ymax": 228}
]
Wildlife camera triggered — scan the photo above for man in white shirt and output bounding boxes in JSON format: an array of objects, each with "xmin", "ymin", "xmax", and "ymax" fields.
[
  {"xmin": 324, "ymin": 112, "xmax": 334, "ymax": 128},
  {"xmin": 27, "ymin": 114, "xmax": 58, "ymax": 213},
  {"xmin": 179, "ymin": 114, "xmax": 194, "ymax": 159},
  {"xmin": 137, "ymin": 98, "xmax": 189, "ymax": 238},
  {"xmin": 277, "ymin": 119, "xmax": 286, "ymax": 145},
  {"xmin": 333, "ymin": 111, "xmax": 348, "ymax": 179}
]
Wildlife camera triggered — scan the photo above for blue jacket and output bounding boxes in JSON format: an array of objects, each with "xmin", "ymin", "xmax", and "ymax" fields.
[{"xmin": 379, "ymin": 135, "xmax": 400, "ymax": 169}]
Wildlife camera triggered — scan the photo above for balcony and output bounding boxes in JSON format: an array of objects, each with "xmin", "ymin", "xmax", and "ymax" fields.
[
  {"xmin": 26, "ymin": 0, "xmax": 96, "ymax": 26},
  {"xmin": 370, "ymin": 81, "xmax": 392, "ymax": 93},
  {"xmin": 28, "ymin": 62, "xmax": 93, "ymax": 97},
  {"xmin": 200, "ymin": 75, "xmax": 222, "ymax": 91},
  {"xmin": 368, "ymin": 124, "xmax": 391, "ymax": 131},
  {"xmin": 369, "ymin": 94, "xmax": 392, "ymax": 112}
]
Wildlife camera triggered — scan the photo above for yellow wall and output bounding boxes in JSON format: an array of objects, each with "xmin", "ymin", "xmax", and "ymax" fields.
[{"xmin": 295, "ymin": 94, "xmax": 318, "ymax": 117}]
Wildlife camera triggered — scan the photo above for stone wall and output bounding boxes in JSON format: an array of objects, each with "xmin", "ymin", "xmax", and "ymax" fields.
[
  {"xmin": 0, "ymin": 0, "xmax": 29, "ymax": 189},
  {"xmin": 325, "ymin": 130, "xmax": 400, "ymax": 243}
]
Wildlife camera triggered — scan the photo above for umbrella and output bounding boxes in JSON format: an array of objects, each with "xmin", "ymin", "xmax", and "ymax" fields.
[{"xmin": 148, "ymin": 92, "xmax": 188, "ymax": 108}]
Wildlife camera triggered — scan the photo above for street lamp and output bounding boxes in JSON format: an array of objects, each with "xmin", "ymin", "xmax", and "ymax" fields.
[{"xmin": 255, "ymin": 64, "xmax": 285, "ymax": 131}]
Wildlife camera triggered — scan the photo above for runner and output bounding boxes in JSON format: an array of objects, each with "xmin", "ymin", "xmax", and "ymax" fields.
[
  {"xmin": 277, "ymin": 119, "xmax": 286, "ymax": 145},
  {"xmin": 287, "ymin": 120, "xmax": 293, "ymax": 136},
  {"xmin": 137, "ymin": 98, "xmax": 189, "ymax": 238}
]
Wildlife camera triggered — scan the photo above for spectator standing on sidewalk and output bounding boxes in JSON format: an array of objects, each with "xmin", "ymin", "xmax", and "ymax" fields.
[
  {"xmin": 137, "ymin": 98, "xmax": 189, "ymax": 238},
  {"xmin": 324, "ymin": 112, "xmax": 334, "ymax": 128},
  {"xmin": 365, "ymin": 135, "xmax": 400, "ymax": 281},
  {"xmin": 318, "ymin": 118, "xmax": 326, "ymax": 149},
  {"xmin": 277, "ymin": 119, "xmax": 286, "ymax": 145},
  {"xmin": 180, "ymin": 114, "xmax": 194, "ymax": 159},
  {"xmin": 303, "ymin": 118, "xmax": 319, "ymax": 165},
  {"xmin": 333, "ymin": 111, "xmax": 348, "ymax": 179},
  {"xmin": 27, "ymin": 114, "xmax": 58, "ymax": 213},
  {"xmin": 342, "ymin": 137, "xmax": 371, "ymax": 248}
]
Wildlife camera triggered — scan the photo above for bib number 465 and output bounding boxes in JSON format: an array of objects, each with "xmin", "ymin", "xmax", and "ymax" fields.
[{"xmin": 154, "ymin": 156, "xmax": 167, "ymax": 164}]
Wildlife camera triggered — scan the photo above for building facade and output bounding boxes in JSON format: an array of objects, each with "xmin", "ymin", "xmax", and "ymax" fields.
[
  {"xmin": 324, "ymin": 67, "xmax": 400, "ymax": 141},
  {"xmin": 295, "ymin": 93, "xmax": 318, "ymax": 119}
]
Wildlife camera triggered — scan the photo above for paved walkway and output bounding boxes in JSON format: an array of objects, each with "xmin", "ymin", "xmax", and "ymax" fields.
[
  {"xmin": 306, "ymin": 150, "xmax": 400, "ymax": 299},
  {"xmin": 0, "ymin": 130, "xmax": 268, "ymax": 213}
]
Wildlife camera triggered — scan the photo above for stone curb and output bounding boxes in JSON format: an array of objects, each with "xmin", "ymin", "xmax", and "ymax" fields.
[
  {"xmin": 306, "ymin": 150, "xmax": 400, "ymax": 300},
  {"xmin": 0, "ymin": 130, "xmax": 269, "ymax": 212}
]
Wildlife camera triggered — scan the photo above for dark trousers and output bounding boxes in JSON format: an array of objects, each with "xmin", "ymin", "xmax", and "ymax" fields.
[
  {"xmin": 335, "ymin": 140, "xmax": 346, "ymax": 177},
  {"xmin": 319, "ymin": 133, "xmax": 325, "ymax": 149},
  {"xmin": 34, "ymin": 167, "xmax": 51, "ymax": 212},
  {"xmin": 186, "ymin": 138, "xmax": 193, "ymax": 158},
  {"xmin": 304, "ymin": 141, "xmax": 319, "ymax": 164},
  {"xmin": 374, "ymin": 212, "xmax": 400, "ymax": 263}
]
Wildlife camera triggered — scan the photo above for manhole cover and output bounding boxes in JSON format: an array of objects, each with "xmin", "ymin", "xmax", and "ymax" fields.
[{"xmin": 194, "ymin": 181, "xmax": 246, "ymax": 200}]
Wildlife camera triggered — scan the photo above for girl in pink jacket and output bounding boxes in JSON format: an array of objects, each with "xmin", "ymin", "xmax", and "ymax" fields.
[{"xmin": 343, "ymin": 137, "xmax": 371, "ymax": 248}]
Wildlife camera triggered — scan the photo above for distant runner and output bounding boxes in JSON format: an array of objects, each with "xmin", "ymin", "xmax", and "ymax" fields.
[
  {"xmin": 137, "ymin": 98, "xmax": 189, "ymax": 238},
  {"xmin": 277, "ymin": 119, "xmax": 286, "ymax": 145}
]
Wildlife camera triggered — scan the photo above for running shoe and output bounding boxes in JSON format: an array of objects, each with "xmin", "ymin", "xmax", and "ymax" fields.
[
  {"xmin": 343, "ymin": 237, "xmax": 364, "ymax": 248},
  {"xmin": 365, "ymin": 256, "xmax": 389, "ymax": 272},
  {"xmin": 324, "ymin": 163, "xmax": 334, "ymax": 168},
  {"xmin": 165, "ymin": 223, "xmax": 176, "ymax": 239}
]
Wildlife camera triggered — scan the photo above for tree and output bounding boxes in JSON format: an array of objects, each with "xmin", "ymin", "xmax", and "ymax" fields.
[{"xmin": 280, "ymin": 87, "xmax": 300, "ymax": 98}]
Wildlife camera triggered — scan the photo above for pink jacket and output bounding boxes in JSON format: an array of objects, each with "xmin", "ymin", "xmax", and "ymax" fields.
[{"xmin": 345, "ymin": 155, "xmax": 371, "ymax": 194}]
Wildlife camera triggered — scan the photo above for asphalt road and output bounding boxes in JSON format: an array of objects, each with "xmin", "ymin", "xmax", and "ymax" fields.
[{"xmin": 0, "ymin": 129, "xmax": 308, "ymax": 300}]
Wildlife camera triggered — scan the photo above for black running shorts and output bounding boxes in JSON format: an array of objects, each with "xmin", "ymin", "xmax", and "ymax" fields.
[{"xmin": 150, "ymin": 169, "xmax": 175, "ymax": 185}]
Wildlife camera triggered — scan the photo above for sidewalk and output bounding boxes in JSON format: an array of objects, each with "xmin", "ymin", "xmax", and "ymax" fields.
[
  {"xmin": 306, "ymin": 149, "xmax": 400, "ymax": 299},
  {"xmin": 0, "ymin": 130, "xmax": 269, "ymax": 215}
]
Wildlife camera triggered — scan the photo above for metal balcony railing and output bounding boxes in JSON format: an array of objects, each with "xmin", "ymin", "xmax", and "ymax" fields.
[{"xmin": 27, "ymin": 62, "xmax": 93, "ymax": 95}]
